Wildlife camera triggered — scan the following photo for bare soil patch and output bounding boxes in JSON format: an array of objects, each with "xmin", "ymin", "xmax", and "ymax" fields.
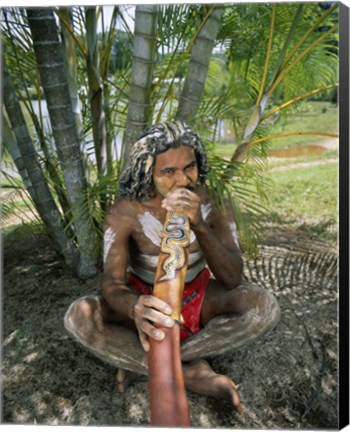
[
  {"xmin": 1, "ymin": 223, "xmax": 338, "ymax": 428},
  {"xmin": 268, "ymin": 138, "xmax": 338, "ymax": 172}
]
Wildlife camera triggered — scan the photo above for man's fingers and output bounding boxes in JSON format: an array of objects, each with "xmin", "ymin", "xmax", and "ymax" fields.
[
  {"xmin": 171, "ymin": 188, "xmax": 195, "ymax": 198},
  {"xmin": 142, "ymin": 295, "xmax": 172, "ymax": 315},
  {"xmin": 140, "ymin": 320, "xmax": 165, "ymax": 342},
  {"xmin": 139, "ymin": 333, "xmax": 150, "ymax": 352},
  {"xmin": 143, "ymin": 307, "xmax": 175, "ymax": 327},
  {"xmin": 164, "ymin": 199, "xmax": 192, "ymax": 210},
  {"xmin": 135, "ymin": 295, "xmax": 175, "ymax": 351},
  {"xmin": 163, "ymin": 193, "xmax": 198, "ymax": 206},
  {"xmin": 162, "ymin": 188, "xmax": 200, "ymax": 217}
]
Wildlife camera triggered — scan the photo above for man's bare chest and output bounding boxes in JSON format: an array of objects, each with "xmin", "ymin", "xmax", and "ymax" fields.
[
  {"xmin": 132, "ymin": 210, "xmax": 201, "ymax": 256},
  {"xmin": 132, "ymin": 200, "xmax": 215, "ymax": 254}
]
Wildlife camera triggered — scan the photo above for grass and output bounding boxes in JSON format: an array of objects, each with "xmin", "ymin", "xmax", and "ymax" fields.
[
  {"xmin": 1, "ymin": 185, "xmax": 40, "ymax": 230},
  {"xmin": 264, "ymin": 162, "xmax": 338, "ymax": 243},
  {"xmin": 264, "ymin": 101, "xmax": 338, "ymax": 150},
  {"xmin": 208, "ymin": 101, "xmax": 339, "ymax": 245},
  {"xmin": 1, "ymin": 220, "xmax": 46, "ymax": 245},
  {"xmin": 266, "ymin": 149, "xmax": 338, "ymax": 170},
  {"xmin": 212, "ymin": 101, "xmax": 338, "ymax": 158}
]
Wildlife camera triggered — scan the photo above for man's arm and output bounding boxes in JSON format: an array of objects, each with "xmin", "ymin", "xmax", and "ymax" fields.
[
  {"xmin": 102, "ymin": 200, "xmax": 176, "ymax": 351},
  {"xmin": 192, "ymin": 201, "xmax": 243, "ymax": 289},
  {"xmin": 102, "ymin": 201, "xmax": 139, "ymax": 320}
]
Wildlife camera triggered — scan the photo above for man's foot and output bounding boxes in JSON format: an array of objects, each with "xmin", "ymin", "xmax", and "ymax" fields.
[
  {"xmin": 183, "ymin": 359, "xmax": 244, "ymax": 413},
  {"xmin": 116, "ymin": 368, "xmax": 139, "ymax": 393}
]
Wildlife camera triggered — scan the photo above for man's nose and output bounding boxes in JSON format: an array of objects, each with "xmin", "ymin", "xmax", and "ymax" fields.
[{"xmin": 175, "ymin": 171, "xmax": 190, "ymax": 187}]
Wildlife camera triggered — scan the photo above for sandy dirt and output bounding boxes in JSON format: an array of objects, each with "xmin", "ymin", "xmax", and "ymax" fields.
[
  {"xmin": 1, "ymin": 138, "xmax": 339, "ymax": 428},
  {"xmin": 1, "ymin": 220, "xmax": 338, "ymax": 428}
]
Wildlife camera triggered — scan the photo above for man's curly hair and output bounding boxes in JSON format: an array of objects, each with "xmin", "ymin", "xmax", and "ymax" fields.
[{"xmin": 119, "ymin": 120, "xmax": 210, "ymax": 201}]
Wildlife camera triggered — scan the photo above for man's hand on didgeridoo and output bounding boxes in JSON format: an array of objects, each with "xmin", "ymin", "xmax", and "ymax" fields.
[
  {"xmin": 161, "ymin": 187, "xmax": 202, "ymax": 227},
  {"xmin": 134, "ymin": 295, "xmax": 180, "ymax": 352}
]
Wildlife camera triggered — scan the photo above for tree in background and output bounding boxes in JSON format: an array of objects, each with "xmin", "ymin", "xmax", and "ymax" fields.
[{"xmin": 1, "ymin": 3, "xmax": 338, "ymax": 278}]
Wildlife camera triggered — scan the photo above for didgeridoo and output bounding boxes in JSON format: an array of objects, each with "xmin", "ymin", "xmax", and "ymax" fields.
[{"xmin": 148, "ymin": 211, "xmax": 191, "ymax": 426}]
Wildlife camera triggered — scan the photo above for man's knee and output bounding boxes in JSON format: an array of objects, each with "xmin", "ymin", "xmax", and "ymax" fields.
[
  {"xmin": 64, "ymin": 295, "xmax": 99, "ymax": 334},
  {"xmin": 247, "ymin": 283, "xmax": 280, "ymax": 330},
  {"xmin": 230, "ymin": 282, "xmax": 280, "ymax": 329}
]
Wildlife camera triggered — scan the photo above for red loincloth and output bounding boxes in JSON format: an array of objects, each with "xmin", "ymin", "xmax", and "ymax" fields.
[{"xmin": 129, "ymin": 268, "xmax": 211, "ymax": 341}]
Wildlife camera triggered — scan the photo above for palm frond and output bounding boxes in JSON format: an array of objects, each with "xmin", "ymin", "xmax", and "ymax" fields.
[
  {"xmin": 62, "ymin": 161, "xmax": 122, "ymax": 258},
  {"xmin": 206, "ymin": 152, "xmax": 270, "ymax": 256},
  {"xmin": 0, "ymin": 174, "xmax": 40, "ymax": 227}
]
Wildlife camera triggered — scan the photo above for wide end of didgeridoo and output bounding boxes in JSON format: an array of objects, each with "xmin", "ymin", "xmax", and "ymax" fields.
[{"xmin": 148, "ymin": 324, "xmax": 190, "ymax": 427}]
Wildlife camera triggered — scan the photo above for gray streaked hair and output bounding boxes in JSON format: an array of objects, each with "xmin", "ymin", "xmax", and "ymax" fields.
[{"xmin": 119, "ymin": 120, "xmax": 210, "ymax": 201}]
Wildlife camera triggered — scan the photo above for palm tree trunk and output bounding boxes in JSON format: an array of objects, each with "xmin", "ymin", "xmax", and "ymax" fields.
[
  {"xmin": 26, "ymin": 8, "xmax": 98, "ymax": 279},
  {"xmin": 176, "ymin": 6, "xmax": 225, "ymax": 123},
  {"xmin": 122, "ymin": 5, "xmax": 158, "ymax": 160},
  {"xmin": 59, "ymin": 7, "xmax": 89, "ymax": 174},
  {"xmin": 3, "ymin": 66, "xmax": 75, "ymax": 267},
  {"xmin": 85, "ymin": 6, "xmax": 107, "ymax": 176}
]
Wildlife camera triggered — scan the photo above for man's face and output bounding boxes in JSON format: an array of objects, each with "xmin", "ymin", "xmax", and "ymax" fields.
[{"xmin": 152, "ymin": 146, "xmax": 199, "ymax": 198}]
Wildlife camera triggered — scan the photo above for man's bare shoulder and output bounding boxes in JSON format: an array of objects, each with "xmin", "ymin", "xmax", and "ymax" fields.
[
  {"xmin": 108, "ymin": 198, "xmax": 141, "ymax": 215},
  {"xmin": 104, "ymin": 198, "xmax": 146, "ymax": 229}
]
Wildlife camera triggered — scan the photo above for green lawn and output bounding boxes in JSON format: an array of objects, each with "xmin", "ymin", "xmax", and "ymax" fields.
[
  {"xmin": 264, "ymin": 161, "xmax": 338, "ymax": 242},
  {"xmin": 212, "ymin": 101, "xmax": 338, "ymax": 158},
  {"xmin": 265, "ymin": 101, "xmax": 338, "ymax": 150},
  {"xmin": 209, "ymin": 101, "xmax": 339, "ymax": 244}
]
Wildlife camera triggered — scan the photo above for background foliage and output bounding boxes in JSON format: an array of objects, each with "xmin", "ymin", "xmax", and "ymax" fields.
[{"xmin": 1, "ymin": 3, "xmax": 339, "ymax": 278}]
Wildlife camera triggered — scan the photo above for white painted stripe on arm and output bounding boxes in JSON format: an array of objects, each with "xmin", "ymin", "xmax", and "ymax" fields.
[{"xmin": 103, "ymin": 227, "xmax": 116, "ymax": 263}]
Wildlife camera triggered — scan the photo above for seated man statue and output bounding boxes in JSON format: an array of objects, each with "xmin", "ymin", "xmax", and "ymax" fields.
[{"xmin": 64, "ymin": 120, "xmax": 280, "ymax": 413}]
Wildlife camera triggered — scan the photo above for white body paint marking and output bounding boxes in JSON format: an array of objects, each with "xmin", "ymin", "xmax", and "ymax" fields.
[
  {"xmin": 138, "ymin": 250, "xmax": 204, "ymax": 268},
  {"xmin": 103, "ymin": 227, "xmax": 116, "ymax": 263},
  {"xmin": 138, "ymin": 211, "xmax": 198, "ymax": 245},
  {"xmin": 137, "ymin": 212, "xmax": 163, "ymax": 246},
  {"xmin": 201, "ymin": 203, "xmax": 240, "ymax": 247},
  {"xmin": 138, "ymin": 206, "xmax": 212, "ymax": 247},
  {"xmin": 132, "ymin": 206, "xmax": 213, "ymax": 283},
  {"xmin": 200, "ymin": 203, "xmax": 212, "ymax": 221},
  {"xmin": 130, "ymin": 260, "xmax": 206, "ymax": 285},
  {"xmin": 230, "ymin": 221, "xmax": 240, "ymax": 247}
]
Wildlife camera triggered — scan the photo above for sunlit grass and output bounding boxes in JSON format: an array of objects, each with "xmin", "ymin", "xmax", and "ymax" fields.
[
  {"xmin": 209, "ymin": 101, "xmax": 339, "ymax": 245},
  {"xmin": 267, "ymin": 149, "xmax": 338, "ymax": 170},
  {"xmin": 264, "ymin": 162, "xmax": 338, "ymax": 242},
  {"xmin": 212, "ymin": 101, "xmax": 338, "ymax": 158},
  {"xmin": 265, "ymin": 101, "xmax": 338, "ymax": 150}
]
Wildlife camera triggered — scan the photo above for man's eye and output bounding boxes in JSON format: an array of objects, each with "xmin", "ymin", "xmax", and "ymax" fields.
[
  {"xmin": 164, "ymin": 169, "xmax": 174, "ymax": 175},
  {"xmin": 186, "ymin": 164, "xmax": 197, "ymax": 172}
]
